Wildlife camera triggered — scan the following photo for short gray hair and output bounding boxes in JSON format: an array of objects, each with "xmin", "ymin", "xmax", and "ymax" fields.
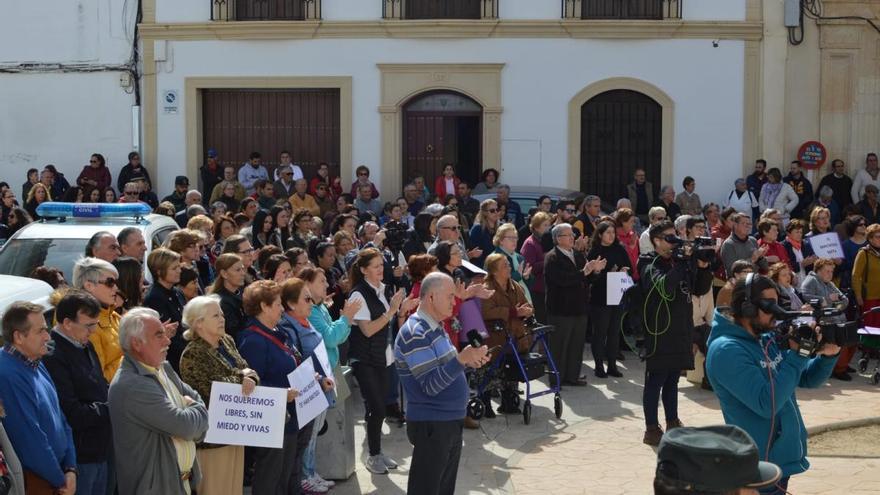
[
  {"xmin": 496, "ymin": 184, "xmax": 510, "ymax": 193},
  {"xmin": 85, "ymin": 231, "xmax": 115, "ymax": 257},
  {"xmin": 181, "ymin": 295, "xmax": 222, "ymax": 341},
  {"xmin": 616, "ymin": 198, "xmax": 632, "ymax": 209},
  {"xmin": 186, "ymin": 190, "xmax": 202, "ymax": 201},
  {"xmin": 72, "ymin": 257, "xmax": 119, "ymax": 289},
  {"xmin": 186, "ymin": 204, "xmax": 207, "ymax": 217},
  {"xmin": 551, "ymin": 223, "xmax": 572, "ymax": 244},
  {"xmin": 436, "ymin": 214, "xmax": 457, "ymax": 229},
  {"xmin": 661, "ymin": 185, "xmax": 674, "ymax": 195},
  {"xmin": 674, "ymin": 214, "xmax": 691, "ymax": 233},
  {"xmin": 648, "ymin": 206, "xmax": 667, "ymax": 222},
  {"xmin": 118, "ymin": 307, "xmax": 161, "ymax": 353},
  {"xmin": 419, "ymin": 272, "xmax": 453, "ymax": 300}
]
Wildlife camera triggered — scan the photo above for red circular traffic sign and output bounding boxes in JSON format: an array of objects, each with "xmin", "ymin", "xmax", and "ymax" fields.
[{"xmin": 797, "ymin": 141, "xmax": 827, "ymax": 170}]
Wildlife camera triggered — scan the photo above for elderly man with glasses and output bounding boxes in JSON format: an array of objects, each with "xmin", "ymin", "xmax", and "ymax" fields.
[
  {"xmin": 428, "ymin": 214, "xmax": 481, "ymax": 261},
  {"xmin": 273, "ymin": 164, "xmax": 297, "ymax": 200}
]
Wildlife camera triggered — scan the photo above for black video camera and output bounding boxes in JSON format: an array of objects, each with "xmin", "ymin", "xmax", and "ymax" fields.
[
  {"xmin": 760, "ymin": 298, "xmax": 858, "ymax": 357},
  {"xmin": 383, "ymin": 220, "xmax": 409, "ymax": 251},
  {"xmin": 664, "ymin": 235, "xmax": 717, "ymax": 263}
]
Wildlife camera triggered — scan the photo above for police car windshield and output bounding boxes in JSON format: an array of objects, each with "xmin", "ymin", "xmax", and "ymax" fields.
[{"xmin": 0, "ymin": 238, "xmax": 85, "ymax": 281}]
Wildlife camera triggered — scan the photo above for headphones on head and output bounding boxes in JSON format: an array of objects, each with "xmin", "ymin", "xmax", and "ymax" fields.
[{"xmin": 739, "ymin": 272, "xmax": 758, "ymax": 318}]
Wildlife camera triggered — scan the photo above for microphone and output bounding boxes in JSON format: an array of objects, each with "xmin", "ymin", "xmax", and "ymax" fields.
[{"xmin": 466, "ymin": 329, "xmax": 483, "ymax": 348}]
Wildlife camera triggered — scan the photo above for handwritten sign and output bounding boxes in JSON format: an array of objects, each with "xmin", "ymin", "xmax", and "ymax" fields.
[
  {"xmin": 808, "ymin": 232, "xmax": 843, "ymax": 259},
  {"xmin": 204, "ymin": 382, "xmax": 287, "ymax": 449},
  {"xmin": 607, "ymin": 272, "xmax": 635, "ymax": 306},
  {"xmin": 287, "ymin": 359, "xmax": 329, "ymax": 429},
  {"xmin": 311, "ymin": 340, "xmax": 335, "ymax": 391}
]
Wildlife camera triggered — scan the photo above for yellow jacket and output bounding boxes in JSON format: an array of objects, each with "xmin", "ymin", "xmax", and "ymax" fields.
[
  {"xmin": 89, "ymin": 307, "xmax": 123, "ymax": 383},
  {"xmin": 853, "ymin": 247, "xmax": 880, "ymax": 302},
  {"xmin": 289, "ymin": 193, "xmax": 321, "ymax": 216}
]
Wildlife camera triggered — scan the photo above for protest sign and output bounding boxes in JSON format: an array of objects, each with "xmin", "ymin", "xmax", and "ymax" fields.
[
  {"xmin": 311, "ymin": 340, "xmax": 335, "ymax": 391},
  {"xmin": 287, "ymin": 359, "xmax": 329, "ymax": 429},
  {"xmin": 607, "ymin": 272, "xmax": 635, "ymax": 305},
  {"xmin": 808, "ymin": 232, "xmax": 843, "ymax": 259},
  {"xmin": 204, "ymin": 382, "xmax": 287, "ymax": 448}
]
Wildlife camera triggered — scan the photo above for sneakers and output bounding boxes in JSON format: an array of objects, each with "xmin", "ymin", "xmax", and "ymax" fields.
[
  {"xmin": 301, "ymin": 477, "xmax": 329, "ymax": 493},
  {"xmin": 643, "ymin": 425, "xmax": 664, "ymax": 446},
  {"xmin": 365, "ymin": 455, "xmax": 388, "ymax": 474},
  {"xmin": 379, "ymin": 453, "xmax": 398, "ymax": 470},
  {"xmin": 314, "ymin": 474, "xmax": 335, "ymax": 488}
]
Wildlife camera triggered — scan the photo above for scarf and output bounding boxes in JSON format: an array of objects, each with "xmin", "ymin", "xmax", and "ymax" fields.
[
  {"xmin": 762, "ymin": 182, "xmax": 782, "ymax": 206},
  {"xmin": 786, "ymin": 235, "xmax": 801, "ymax": 251}
]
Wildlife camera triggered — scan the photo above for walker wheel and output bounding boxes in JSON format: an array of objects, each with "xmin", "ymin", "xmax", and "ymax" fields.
[
  {"xmin": 873, "ymin": 372, "xmax": 880, "ymax": 386},
  {"xmin": 858, "ymin": 358, "xmax": 869, "ymax": 373},
  {"xmin": 522, "ymin": 400, "xmax": 532, "ymax": 425},
  {"xmin": 467, "ymin": 398, "xmax": 485, "ymax": 420},
  {"xmin": 554, "ymin": 393, "xmax": 563, "ymax": 419}
]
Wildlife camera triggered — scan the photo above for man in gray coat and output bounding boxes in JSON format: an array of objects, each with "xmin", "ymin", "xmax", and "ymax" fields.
[
  {"xmin": 720, "ymin": 212, "xmax": 769, "ymax": 278},
  {"xmin": 108, "ymin": 308, "xmax": 208, "ymax": 495}
]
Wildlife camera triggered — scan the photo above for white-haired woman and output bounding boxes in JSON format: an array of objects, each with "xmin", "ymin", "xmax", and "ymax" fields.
[
  {"xmin": 73, "ymin": 256, "xmax": 123, "ymax": 383},
  {"xmin": 179, "ymin": 295, "xmax": 258, "ymax": 495}
]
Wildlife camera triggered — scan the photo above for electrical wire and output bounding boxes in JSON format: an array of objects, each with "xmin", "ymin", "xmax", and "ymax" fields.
[{"xmin": 791, "ymin": 0, "xmax": 880, "ymax": 46}]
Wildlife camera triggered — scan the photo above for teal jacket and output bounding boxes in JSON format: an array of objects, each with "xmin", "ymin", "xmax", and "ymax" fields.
[{"xmin": 706, "ymin": 309, "xmax": 836, "ymax": 477}]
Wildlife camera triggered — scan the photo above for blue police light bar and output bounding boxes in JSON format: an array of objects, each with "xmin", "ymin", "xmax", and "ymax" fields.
[{"xmin": 36, "ymin": 202, "xmax": 152, "ymax": 219}]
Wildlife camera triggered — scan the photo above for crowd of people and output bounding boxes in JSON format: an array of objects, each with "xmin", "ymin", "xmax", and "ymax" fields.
[{"xmin": 0, "ymin": 149, "xmax": 878, "ymax": 495}]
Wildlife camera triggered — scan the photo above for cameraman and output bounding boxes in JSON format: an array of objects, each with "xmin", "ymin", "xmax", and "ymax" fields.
[
  {"xmin": 706, "ymin": 274, "xmax": 840, "ymax": 495},
  {"xmin": 639, "ymin": 221, "xmax": 712, "ymax": 446}
]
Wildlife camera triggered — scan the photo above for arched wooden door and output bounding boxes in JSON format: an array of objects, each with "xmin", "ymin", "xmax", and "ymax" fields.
[
  {"xmin": 580, "ymin": 90, "xmax": 661, "ymax": 201},
  {"xmin": 402, "ymin": 91, "xmax": 482, "ymax": 191}
]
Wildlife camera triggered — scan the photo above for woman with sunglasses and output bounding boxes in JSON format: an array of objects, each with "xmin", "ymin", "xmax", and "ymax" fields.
[
  {"xmin": 77, "ymin": 153, "xmax": 112, "ymax": 192},
  {"xmin": 468, "ymin": 199, "xmax": 500, "ymax": 268},
  {"xmin": 144, "ymin": 248, "xmax": 187, "ymax": 372},
  {"xmin": 72, "ymin": 257, "xmax": 123, "ymax": 382}
]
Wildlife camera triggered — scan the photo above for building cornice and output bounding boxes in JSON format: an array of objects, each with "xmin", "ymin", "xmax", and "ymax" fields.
[{"xmin": 138, "ymin": 19, "xmax": 763, "ymax": 41}]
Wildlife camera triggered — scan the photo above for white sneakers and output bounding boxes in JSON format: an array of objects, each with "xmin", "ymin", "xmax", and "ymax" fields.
[
  {"xmin": 364, "ymin": 453, "xmax": 398, "ymax": 475},
  {"xmin": 301, "ymin": 473, "xmax": 335, "ymax": 493}
]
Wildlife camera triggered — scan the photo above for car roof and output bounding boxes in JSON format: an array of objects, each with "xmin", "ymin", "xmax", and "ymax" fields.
[
  {"xmin": 0, "ymin": 275, "xmax": 54, "ymax": 316},
  {"xmin": 12, "ymin": 213, "xmax": 177, "ymax": 240},
  {"xmin": 473, "ymin": 186, "xmax": 584, "ymax": 200}
]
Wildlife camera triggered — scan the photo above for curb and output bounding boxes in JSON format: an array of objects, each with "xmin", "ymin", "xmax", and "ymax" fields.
[{"xmin": 806, "ymin": 416, "xmax": 880, "ymax": 436}]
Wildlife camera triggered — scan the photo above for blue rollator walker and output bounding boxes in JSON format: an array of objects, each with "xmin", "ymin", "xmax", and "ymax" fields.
[{"xmin": 467, "ymin": 316, "xmax": 563, "ymax": 424}]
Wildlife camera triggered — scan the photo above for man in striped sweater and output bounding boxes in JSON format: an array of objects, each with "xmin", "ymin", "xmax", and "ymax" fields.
[{"xmin": 394, "ymin": 272, "xmax": 489, "ymax": 495}]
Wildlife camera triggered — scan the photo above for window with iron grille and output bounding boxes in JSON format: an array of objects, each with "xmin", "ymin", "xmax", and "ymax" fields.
[
  {"xmin": 383, "ymin": 0, "xmax": 498, "ymax": 20},
  {"xmin": 573, "ymin": 0, "xmax": 682, "ymax": 20},
  {"xmin": 211, "ymin": 0, "xmax": 321, "ymax": 21}
]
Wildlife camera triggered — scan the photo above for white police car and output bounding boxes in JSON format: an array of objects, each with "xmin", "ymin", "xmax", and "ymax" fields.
[
  {"xmin": 0, "ymin": 202, "xmax": 178, "ymax": 283},
  {"xmin": 0, "ymin": 275, "xmax": 56, "ymax": 338}
]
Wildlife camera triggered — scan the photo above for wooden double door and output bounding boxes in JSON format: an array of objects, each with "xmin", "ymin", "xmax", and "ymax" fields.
[{"xmin": 403, "ymin": 91, "xmax": 482, "ymax": 191}]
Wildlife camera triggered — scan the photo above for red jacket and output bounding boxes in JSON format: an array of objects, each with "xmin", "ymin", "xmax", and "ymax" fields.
[
  {"xmin": 77, "ymin": 165, "xmax": 112, "ymax": 192},
  {"xmin": 757, "ymin": 238, "xmax": 790, "ymax": 274},
  {"xmin": 434, "ymin": 175, "xmax": 461, "ymax": 200}
]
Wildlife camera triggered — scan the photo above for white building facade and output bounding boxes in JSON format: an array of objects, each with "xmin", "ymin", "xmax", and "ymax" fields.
[{"xmin": 8, "ymin": 1, "xmax": 877, "ymax": 208}]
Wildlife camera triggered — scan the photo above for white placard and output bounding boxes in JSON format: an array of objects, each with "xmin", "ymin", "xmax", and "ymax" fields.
[
  {"xmin": 808, "ymin": 232, "xmax": 843, "ymax": 259},
  {"xmin": 204, "ymin": 382, "xmax": 287, "ymax": 449},
  {"xmin": 287, "ymin": 359, "xmax": 329, "ymax": 429},
  {"xmin": 607, "ymin": 272, "xmax": 635, "ymax": 306},
  {"xmin": 311, "ymin": 340, "xmax": 334, "ymax": 385}
]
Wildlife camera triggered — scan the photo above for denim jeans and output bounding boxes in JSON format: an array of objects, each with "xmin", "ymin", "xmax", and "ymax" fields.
[
  {"xmin": 77, "ymin": 462, "xmax": 108, "ymax": 495},
  {"xmin": 301, "ymin": 409, "xmax": 327, "ymax": 479}
]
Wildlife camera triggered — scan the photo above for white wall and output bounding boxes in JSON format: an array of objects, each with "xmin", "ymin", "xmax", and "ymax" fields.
[
  {"xmin": 0, "ymin": 0, "xmax": 133, "ymax": 63},
  {"xmin": 682, "ymin": 0, "xmax": 746, "ymax": 21},
  {"xmin": 0, "ymin": 73, "xmax": 136, "ymax": 187},
  {"xmin": 153, "ymin": 37, "xmax": 744, "ymax": 204}
]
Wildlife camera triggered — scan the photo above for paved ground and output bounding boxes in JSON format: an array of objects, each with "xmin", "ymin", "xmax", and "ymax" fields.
[{"xmin": 325, "ymin": 350, "xmax": 880, "ymax": 494}]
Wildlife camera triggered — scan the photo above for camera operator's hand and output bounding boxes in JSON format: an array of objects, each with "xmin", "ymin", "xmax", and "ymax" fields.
[
  {"xmin": 457, "ymin": 344, "xmax": 489, "ymax": 368},
  {"xmin": 815, "ymin": 328, "xmax": 841, "ymax": 356}
]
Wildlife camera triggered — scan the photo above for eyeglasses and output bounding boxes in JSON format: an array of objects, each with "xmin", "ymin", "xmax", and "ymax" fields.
[
  {"xmin": 503, "ymin": 235, "xmax": 518, "ymax": 240},
  {"xmin": 487, "ymin": 208, "xmax": 498, "ymax": 213},
  {"xmin": 239, "ymin": 248, "xmax": 255, "ymax": 254},
  {"xmin": 125, "ymin": 191, "xmax": 138, "ymax": 196},
  {"xmin": 565, "ymin": 208, "xmax": 577, "ymax": 213},
  {"xmin": 97, "ymin": 277, "xmax": 117, "ymax": 288},
  {"xmin": 89, "ymin": 160, "xmax": 98, "ymax": 164},
  {"xmin": 440, "ymin": 226, "xmax": 460, "ymax": 230}
]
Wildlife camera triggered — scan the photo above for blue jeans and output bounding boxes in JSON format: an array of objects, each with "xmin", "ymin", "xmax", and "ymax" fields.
[
  {"xmin": 302, "ymin": 409, "xmax": 327, "ymax": 479},
  {"xmin": 77, "ymin": 462, "xmax": 108, "ymax": 495},
  {"xmin": 759, "ymin": 475, "xmax": 789, "ymax": 495}
]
